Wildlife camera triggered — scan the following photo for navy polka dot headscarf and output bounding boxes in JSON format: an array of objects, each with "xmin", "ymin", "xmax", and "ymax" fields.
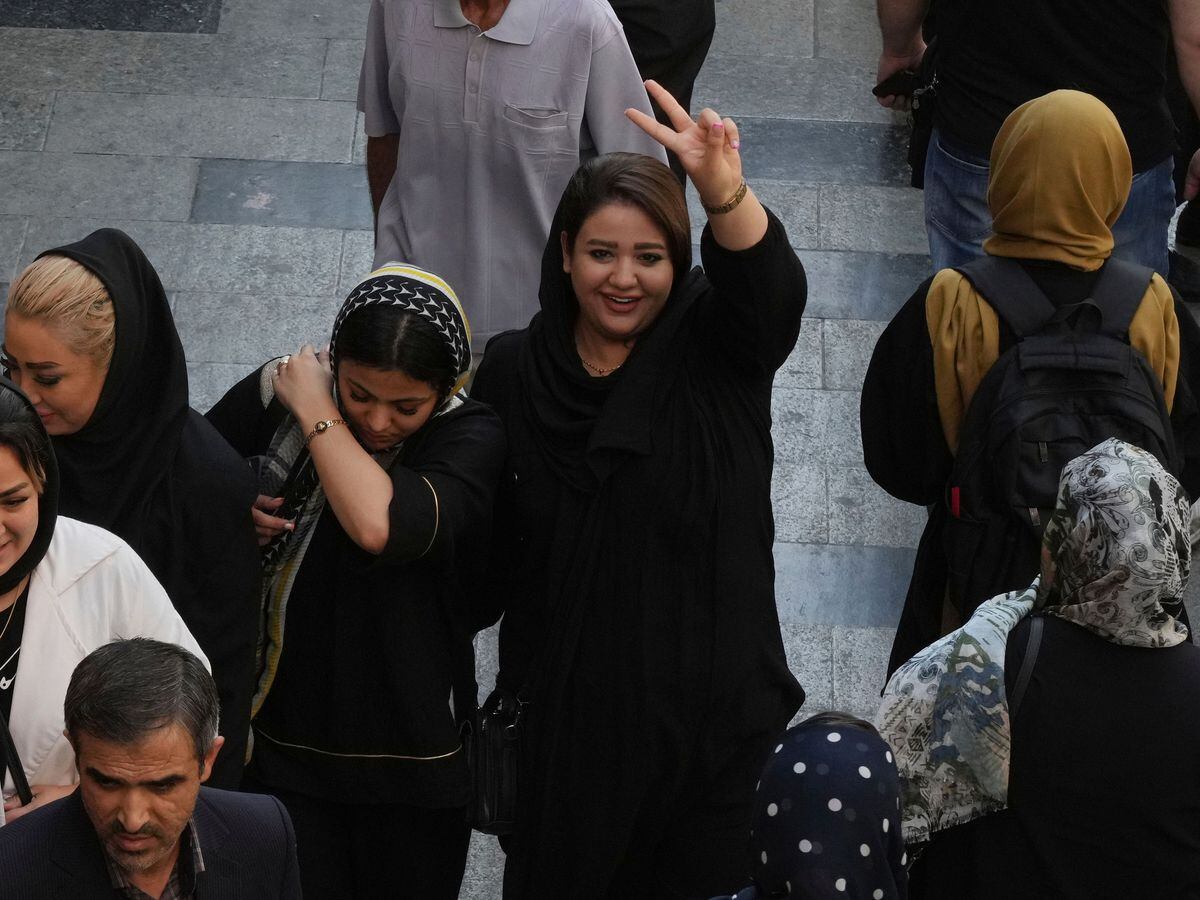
[{"xmin": 715, "ymin": 718, "xmax": 908, "ymax": 899}]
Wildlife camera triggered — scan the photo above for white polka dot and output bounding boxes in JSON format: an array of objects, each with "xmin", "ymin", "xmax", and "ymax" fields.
[
  {"xmin": 793, "ymin": 761, "xmax": 806, "ymax": 774},
  {"xmin": 882, "ymin": 819, "xmax": 889, "ymax": 833},
  {"xmin": 835, "ymin": 878, "xmax": 847, "ymax": 892},
  {"xmin": 860, "ymin": 843, "xmax": 871, "ymax": 857},
  {"xmin": 874, "ymin": 891, "xmax": 885, "ymax": 899},
  {"xmin": 886, "ymin": 751, "xmax": 893, "ymax": 763},
  {"xmin": 828, "ymin": 798, "xmax": 842, "ymax": 812},
  {"xmin": 767, "ymin": 803, "xmax": 779, "ymax": 817},
  {"xmin": 761, "ymin": 851, "xmax": 768, "ymax": 864},
  {"xmin": 799, "ymin": 839, "xmax": 812, "ymax": 853},
  {"xmin": 858, "ymin": 766, "xmax": 872, "ymax": 779},
  {"xmin": 827, "ymin": 732, "xmax": 842, "ymax": 743},
  {"xmin": 774, "ymin": 744, "xmax": 783, "ymax": 754}
]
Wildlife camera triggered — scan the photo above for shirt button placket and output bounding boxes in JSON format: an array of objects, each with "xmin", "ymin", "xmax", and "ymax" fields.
[{"xmin": 464, "ymin": 30, "xmax": 484, "ymax": 122}]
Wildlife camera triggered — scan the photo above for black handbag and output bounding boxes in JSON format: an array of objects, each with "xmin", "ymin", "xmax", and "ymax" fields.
[{"xmin": 462, "ymin": 686, "xmax": 525, "ymax": 835}]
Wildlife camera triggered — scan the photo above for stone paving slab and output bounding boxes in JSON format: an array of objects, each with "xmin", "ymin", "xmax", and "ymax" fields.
[
  {"xmin": 801, "ymin": 249, "xmax": 929, "ymax": 320},
  {"xmin": 771, "ymin": 387, "xmax": 861, "ymax": 466},
  {"xmin": 831, "ymin": 626, "xmax": 893, "ymax": 719},
  {"xmin": 822, "ymin": 318, "xmax": 885, "ymax": 390},
  {"xmin": 20, "ymin": 219, "xmax": 346, "ymax": 296},
  {"xmin": 827, "ymin": 465, "xmax": 924, "ymax": 549},
  {"xmin": 338, "ymin": 229, "xmax": 376, "ymax": 292},
  {"xmin": 0, "ymin": 0, "xmax": 222, "ymax": 32},
  {"xmin": 814, "ymin": 0, "xmax": 881, "ymax": 61},
  {"xmin": 0, "ymin": 28, "xmax": 327, "ymax": 99},
  {"xmin": 190, "ymin": 160, "xmax": 372, "ymax": 229},
  {"xmin": 173, "ymin": 291, "xmax": 339, "ymax": 364},
  {"xmin": 782, "ymin": 624, "xmax": 835, "ymax": 718},
  {"xmin": 737, "ymin": 118, "xmax": 910, "ymax": 186},
  {"xmin": 775, "ymin": 542, "xmax": 913, "ymax": 627},
  {"xmin": 776, "ymin": 319, "xmax": 823, "ymax": 390},
  {"xmin": 46, "ymin": 93, "xmax": 357, "ymax": 163},
  {"xmin": 187, "ymin": 361, "xmax": 257, "ymax": 413},
  {"xmin": 0, "ymin": 91, "xmax": 52, "ymax": 151},
  {"xmin": 816, "ymin": 183, "xmax": 928, "ymax": 255},
  {"xmin": 218, "ymin": 0, "xmax": 372, "ymax": 39},
  {"xmin": 0, "ymin": 152, "xmax": 198, "ymax": 221},
  {"xmin": 710, "ymin": 0, "xmax": 815, "ymax": 60},
  {"xmin": 695, "ymin": 54, "xmax": 898, "ymax": 124},
  {"xmin": 323, "ymin": 40, "xmax": 366, "ymax": 102},
  {"xmin": 772, "ymin": 462, "xmax": 828, "ymax": 543},
  {"xmin": 0, "ymin": 217, "xmax": 29, "ymax": 282}
]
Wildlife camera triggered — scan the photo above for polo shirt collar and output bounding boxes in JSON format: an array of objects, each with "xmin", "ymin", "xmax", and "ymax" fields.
[{"xmin": 433, "ymin": 0, "xmax": 546, "ymax": 45}]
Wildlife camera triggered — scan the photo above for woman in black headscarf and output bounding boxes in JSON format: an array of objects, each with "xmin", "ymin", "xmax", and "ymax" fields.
[
  {"xmin": 205, "ymin": 263, "xmax": 504, "ymax": 898},
  {"xmin": 2, "ymin": 229, "xmax": 259, "ymax": 789},
  {"xmin": 471, "ymin": 82, "xmax": 809, "ymax": 898},
  {"xmin": 0, "ymin": 377, "xmax": 205, "ymax": 825}
]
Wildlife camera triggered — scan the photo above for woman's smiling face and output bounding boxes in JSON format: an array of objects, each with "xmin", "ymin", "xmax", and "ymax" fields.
[
  {"xmin": 0, "ymin": 445, "xmax": 39, "ymax": 577},
  {"xmin": 563, "ymin": 201, "xmax": 676, "ymax": 348}
]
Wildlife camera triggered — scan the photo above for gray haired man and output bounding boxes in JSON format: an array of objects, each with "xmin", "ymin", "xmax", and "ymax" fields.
[{"xmin": 0, "ymin": 639, "xmax": 301, "ymax": 899}]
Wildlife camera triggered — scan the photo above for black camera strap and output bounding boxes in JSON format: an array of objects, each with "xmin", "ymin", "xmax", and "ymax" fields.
[{"xmin": 0, "ymin": 706, "xmax": 32, "ymax": 807}]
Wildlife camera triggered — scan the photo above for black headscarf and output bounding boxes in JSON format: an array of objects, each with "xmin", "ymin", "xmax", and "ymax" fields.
[
  {"xmin": 516, "ymin": 202, "xmax": 708, "ymax": 492},
  {"xmin": 0, "ymin": 378, "xmax": 57, "ymax": 595},
  {"xmin": 36, "ymin": 229, "xmax": 190, "ymax": 550},
  {"xmin": 713, "ymin": 720, "xmax": 908, "ymax": 900}
]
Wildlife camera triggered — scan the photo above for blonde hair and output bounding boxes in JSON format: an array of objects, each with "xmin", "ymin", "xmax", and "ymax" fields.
[{"xmin": 6, "ymin": 255, "xmax": 116, "ymax": 367}]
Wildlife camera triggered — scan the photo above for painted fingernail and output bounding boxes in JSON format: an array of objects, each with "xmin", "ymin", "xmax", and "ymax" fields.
[
  {"xmin": 712, "ymin": 122, "xmax": 724, "ymax": 130},
  {"xmin": 731, "ymin": 139, "xmax": 741, "ymax": 149}
]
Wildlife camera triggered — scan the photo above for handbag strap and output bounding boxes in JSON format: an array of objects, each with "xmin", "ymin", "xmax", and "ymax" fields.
[
  {"xmin": 0, "ymin": 707, "xmax": 32, "ymax": 806},
  {"xmin": 1009, "ymin": 615, "xmax": 1044, "ymax": 723}
]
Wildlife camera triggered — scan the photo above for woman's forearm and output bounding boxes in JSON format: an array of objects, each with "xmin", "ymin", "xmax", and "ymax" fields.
[
  {"xmin": 300, "ymin": 409, "xmax": 395, "ymax": 554},
  {"xmin": 703, "ymin": 185, "xmax": 769, "ymax": 252}
]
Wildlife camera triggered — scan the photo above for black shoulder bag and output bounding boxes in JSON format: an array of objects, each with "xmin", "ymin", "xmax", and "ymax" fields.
[{"xmin": 0, "ymin": 708, "xmax": 33, "ymax": 813}]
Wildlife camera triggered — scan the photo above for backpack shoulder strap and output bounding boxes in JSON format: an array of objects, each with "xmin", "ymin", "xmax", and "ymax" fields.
[
  {"xmin": 1088, "ymin": 257, "xmax": 1155, "ymax": 337},
  {"xmin": 954, "ymin": 256, "xmax": 1058, "ymax": 337},
  {"xmin": 1008, "ymin": 614, "xmax": 1044, "ymax": 723}
]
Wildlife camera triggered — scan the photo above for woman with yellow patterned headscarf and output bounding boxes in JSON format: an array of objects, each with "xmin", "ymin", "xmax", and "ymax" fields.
[
  {"xmin": 861, "ymin": 90, "xmax": 1200, "ymax": 676},
  {"xmin": 205, "ymin": 264, "xmax": 505, "ymax": 897}
]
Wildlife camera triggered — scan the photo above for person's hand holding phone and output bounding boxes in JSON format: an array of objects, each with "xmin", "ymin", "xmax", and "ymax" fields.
[{"xmin": 875, "ymin": 43, "xmax": 925, "ymax": 110}]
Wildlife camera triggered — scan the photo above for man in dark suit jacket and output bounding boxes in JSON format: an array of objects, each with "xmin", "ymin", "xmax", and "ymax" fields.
[{"xmin": 0, "ymin": 639, "xmax": 301, "ymax": 898}]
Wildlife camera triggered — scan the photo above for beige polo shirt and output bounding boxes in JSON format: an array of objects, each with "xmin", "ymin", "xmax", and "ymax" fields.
[{"xmin": 358, "ymin": 0, "xmax": 667, "ymax": 342}]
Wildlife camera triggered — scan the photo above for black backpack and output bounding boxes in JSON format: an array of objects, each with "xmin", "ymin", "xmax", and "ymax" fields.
[{"xmin": 942, "ymin": 255, "xmax": 1181, "ymax": 619}]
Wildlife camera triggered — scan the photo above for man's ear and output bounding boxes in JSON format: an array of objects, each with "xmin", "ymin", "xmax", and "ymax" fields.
[
  {"xmin": 199, "ymin": 736, "xmax": 225, "ymax": 784},
  {"xmin": 561, "ymin": 231, "xmax": 571, "ymax": 273}
]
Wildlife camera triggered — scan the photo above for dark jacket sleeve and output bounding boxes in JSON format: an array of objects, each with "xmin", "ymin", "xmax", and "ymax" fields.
[
  {"xmin": 376, "ymin": 402, "xmax": 506, "ymax": 567},
  {"xmin": 860, "ymin": 277, "xmax": 953, "ymax": 505},
  {"xmin": 695, "ymin": 207, "xmax": 808, "ymax": 377},
  {"xmin": 1170, "ymin": 291, "xmax": 1200, "ymax": 498},
  {"xmin": 205, "ymin": 363, "xmax": 274, "ymax": 458},
  {"xmin": 272, "ymin": 796, "xmax": 302, "ymax": 899}
]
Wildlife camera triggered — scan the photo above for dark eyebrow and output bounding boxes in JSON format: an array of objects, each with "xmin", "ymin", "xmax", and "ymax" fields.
[
  {"xmin": 85, "ymin": 767, "xmax": 187, "ymax": 789},
  {"xmin": 0, "ymin": 483, "xmax": 30, "ymax": 499},
  {"xmin": 0, "ymin": 347, "xmax": 59, "ymax": 370},
  {"xmin": 584, "ymin": 239, "xmax": 666, "ymax": 250},
  {"xmin": 585, "ymin": 239, "xmax": 617, "ymax": 248},
  {"xmin": 347, "ymin": 378, "xmax": 429, "ymax": 404},
  {"xmin": 633, "ymin": 242, "xmax": 666, "ymax": 250}
]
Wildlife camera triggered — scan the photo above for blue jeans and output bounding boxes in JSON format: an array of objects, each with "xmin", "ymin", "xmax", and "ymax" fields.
[{"xmin": 924, "ymin": 130, "xmax": 1177, "ymax": 275}]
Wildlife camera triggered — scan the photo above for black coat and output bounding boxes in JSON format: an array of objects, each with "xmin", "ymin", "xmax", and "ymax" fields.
[
  {"xmin": 208, "ymin": 378, "xmax": 505, "ymax": 807},
  {"xmin": 861, "ymin": 264, "xmax": 1200, "ymax": 673},
  {"xmin": 472, "ymin": 211, "xmax": 808, "ymax": 897},
  {"xmin": 0, "ymin": 788, "xmax": 301, "ymax": 898}
]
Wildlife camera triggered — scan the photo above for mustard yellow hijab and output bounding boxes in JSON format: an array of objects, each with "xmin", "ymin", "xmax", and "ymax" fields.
[{"xmin": 926, "ymin": 90, "xmax": 1179, "ymax": 452}]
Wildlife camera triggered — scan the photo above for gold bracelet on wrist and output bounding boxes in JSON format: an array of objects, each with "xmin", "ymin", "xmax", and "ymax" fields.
[
  {"xmin": 304, "ymin": 418, "xmax": 347, "ymax": 446},
  {"xmin": 702, "ymin": 180, "xmax": 748, "ymax": 215}
]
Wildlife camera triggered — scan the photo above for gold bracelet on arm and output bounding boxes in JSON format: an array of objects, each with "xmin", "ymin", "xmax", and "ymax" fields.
[{"xmin": 702, "ymin": 180, "xmax": 748, "ymax": 215}]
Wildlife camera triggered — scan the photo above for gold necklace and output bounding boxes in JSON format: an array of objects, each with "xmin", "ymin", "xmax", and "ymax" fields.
[{"xmin": 578, "ymin": 355, "xmax": 623, "ymax": 376}]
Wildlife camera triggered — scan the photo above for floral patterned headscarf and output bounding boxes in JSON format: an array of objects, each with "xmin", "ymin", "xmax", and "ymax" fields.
[{"xmin": 876, "ymin": 439, "xmax": 1190, "ymax": 845}]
